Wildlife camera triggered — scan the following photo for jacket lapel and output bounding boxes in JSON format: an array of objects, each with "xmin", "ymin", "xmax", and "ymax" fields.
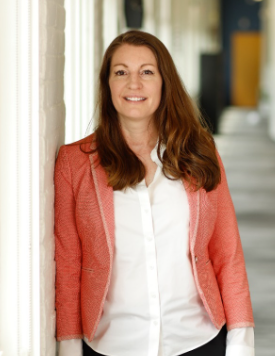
[
  {"xmin": 183, "ymin": 180, "xmax": 200, "ymax": 253},
  {"xmin": 89, "ymin": 152, "xmax": 115, "ymax": 258}
]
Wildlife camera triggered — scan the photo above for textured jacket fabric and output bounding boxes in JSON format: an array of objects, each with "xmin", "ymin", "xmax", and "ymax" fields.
[{"xmin": 54, "ymin": 134, "xmax": 255, "ymax": 342}]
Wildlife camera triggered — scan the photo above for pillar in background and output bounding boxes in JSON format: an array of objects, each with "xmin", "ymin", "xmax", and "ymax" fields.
[
  {"xmin": 0, "ymin": 0, "xmax": 40, "ymax": 355},
  {"xmin": 158, "ymin": 0, "xmax": 172, "ymax": 52},
  {"xmin": 170, "ymin": 0, "xmax": 221, "ymax": 98},
  {"xmin": 65, "ymin": 0, "xmax": 107, "ymax": 143},
  {"xmin": 40, "ymin": 0, "xmax": 66, "ymax": 354},
  {"xmin": 64, "ymin": 0, "xmax": 95, "ymax": 143},
  {"xmin": 103, "ymin": 0, "xmax": 119, "ymax": 50}
]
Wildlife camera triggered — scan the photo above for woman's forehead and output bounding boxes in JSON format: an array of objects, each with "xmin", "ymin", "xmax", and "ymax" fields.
[{"xmin": 110, "ymin": 44, "xmax": 157, "ymax": 67}]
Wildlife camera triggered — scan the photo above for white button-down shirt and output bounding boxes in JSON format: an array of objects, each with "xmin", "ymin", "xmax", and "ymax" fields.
[{"xmin": 59, "ymin": 146, "xmax": 254, "ymax": 356}]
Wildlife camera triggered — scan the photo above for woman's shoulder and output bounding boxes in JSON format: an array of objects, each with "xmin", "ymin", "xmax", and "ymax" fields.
[
  {"xmin": 59, "ymin": 133, "xmax": 95, "ymax": 155},
  {"xmin": 65, "ymin": 133, "xmax": 95, "ymax": 150},
  {"xmin": 56, "ymin": 133, "xmax": 96, "ymax": 169}
]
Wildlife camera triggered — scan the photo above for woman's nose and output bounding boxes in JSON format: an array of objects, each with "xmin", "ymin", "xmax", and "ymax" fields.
[{"xmin": 127, "ymin": 73, "xmax": 142, "ymax": 89}]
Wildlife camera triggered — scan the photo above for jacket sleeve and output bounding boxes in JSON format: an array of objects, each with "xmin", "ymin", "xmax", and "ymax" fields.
[
  {"xmin": 55, "ymin": 146, "xmax": 83, "ymax": 341},
  {"xmin": 208, "ymin": 153, "xmax": 255, "ymax": 330}
]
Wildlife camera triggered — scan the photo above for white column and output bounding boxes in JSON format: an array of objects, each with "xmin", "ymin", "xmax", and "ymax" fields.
[
  {"xmin": 94, "ymin": 0, "xmax": 104, "ymax": 74},
  {"xmin": 170, "ymin": 0, "xmax": 188, "ymax": 83},
  {"xmin": 143, "ymin": 0, "xmax": 155, "ymax": 34},
  {"xmin": 0, "ymin": 0, "xmax": 40, "ymax": 355},
  {"xmin": 103, "ymin": 0, "xmax": 119, "ymax": 50},
  {"xmin": 116, "ymin": 0, "xmax": 127, "ymax": 34},
  {"xmin": 170, "ymin": 0, "xmax": 199, "ymax": 95},
  {"xmin": 170, "ymin": 0, "xmax": 221, "ymax": 98},
  {"xmin": 64, "ymin": 0, "xmax": 96, "ymax": 143},
  {"xmin": 158, "ymin": 0, "xmax": 172, "ymax": 52}
]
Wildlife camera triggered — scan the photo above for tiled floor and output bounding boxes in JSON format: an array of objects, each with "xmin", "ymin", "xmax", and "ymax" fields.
[{"xmin": 215, "ymin": 107, "xmax": 275, "ymax": 356}]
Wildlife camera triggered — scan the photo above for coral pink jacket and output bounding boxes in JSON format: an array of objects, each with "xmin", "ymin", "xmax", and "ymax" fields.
[{"xmin": 54, "ymin": 135, "xmax": 254, "ymax": 342}]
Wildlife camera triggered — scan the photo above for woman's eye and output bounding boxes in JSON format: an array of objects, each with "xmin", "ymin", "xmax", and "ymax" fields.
[
  {"xmin": 142, "ymin": 70, "xmax": 154, "ymax": 75},
  {"xmin": 115, "ymin": 70, "xmax": 126, "ymax": 76}
]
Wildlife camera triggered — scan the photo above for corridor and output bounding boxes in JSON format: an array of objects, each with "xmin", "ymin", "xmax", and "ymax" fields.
[{"xmin": 215, "ymin": 108, "xmax": 275, "ymax": 356}]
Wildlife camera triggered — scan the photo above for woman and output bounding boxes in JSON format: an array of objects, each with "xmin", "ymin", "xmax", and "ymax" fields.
[{"xmin": 55, "ymin": 30, "xmax": 254, "ymax": 356}]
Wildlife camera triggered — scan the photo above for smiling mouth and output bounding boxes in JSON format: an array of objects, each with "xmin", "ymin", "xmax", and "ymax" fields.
[{"xmin": 125, "ymin": 97, "xmax": 146, "ymax": 102}]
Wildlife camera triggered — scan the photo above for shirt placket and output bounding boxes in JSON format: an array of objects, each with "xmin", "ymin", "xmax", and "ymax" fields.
[{"xmin": 137, "ymin": 183, "xmax": 161, "ymax": 356}]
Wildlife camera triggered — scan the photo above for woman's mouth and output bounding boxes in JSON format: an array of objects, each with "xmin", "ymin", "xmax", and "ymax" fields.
[{"xmin": 125, "ymin": 97, "xmax": 146, "ymax": 102}]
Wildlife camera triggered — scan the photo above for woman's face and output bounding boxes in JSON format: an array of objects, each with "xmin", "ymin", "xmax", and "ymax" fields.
[{"xmin": 109, "ymin": 44, "xmax": 163, "ymax": 127}]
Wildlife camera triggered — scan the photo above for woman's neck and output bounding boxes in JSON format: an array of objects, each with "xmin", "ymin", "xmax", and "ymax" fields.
[{"xmin": 120, "ymin": 119, "xmax": 158, "ymax": 156}]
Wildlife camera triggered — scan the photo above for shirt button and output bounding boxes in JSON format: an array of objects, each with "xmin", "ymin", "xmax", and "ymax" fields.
[
  {"xmin": 150, "ymin": 266, "xmax": 154, "ymax": 270},
  {"xmin": 144, "ymin": 208, "xmax": 149, "ymax": 213},
  {"xmin": 147, "ymin": 236, "xmax": 153, "ymax": 241},
  {"xmin": 154, "ymin": 321, "xmax": 158, "ymax": 326},
  {"xmin": 195, "ymin": 256, "xmax": 198, "ymax": 263},
  {"xmin": 151, "ymin": 293, "xmax": 157, "ymax": 298}
]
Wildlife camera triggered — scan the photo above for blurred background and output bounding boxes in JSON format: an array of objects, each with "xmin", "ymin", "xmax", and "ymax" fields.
[
  {"xmin": 0, "ymin": 0, "xmax": 274, "ymax": 355},
  {"xmin": 63, "ymin": 0, "xmax": 273, "ymax": 142}
]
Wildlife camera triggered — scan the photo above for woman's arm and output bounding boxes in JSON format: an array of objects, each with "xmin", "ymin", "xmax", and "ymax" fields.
[
  {"xmin": 208, "ymin": 153, "xmax": 254, "ymax": 329},
  {"xmin": 55, "ymin": 146, "xmax": 83, "ymax": 341}
]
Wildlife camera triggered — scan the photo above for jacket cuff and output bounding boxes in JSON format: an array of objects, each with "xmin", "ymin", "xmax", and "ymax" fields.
[{"xmin": 57, "ymin": 334, "xmax": 83, "ymax": 342}]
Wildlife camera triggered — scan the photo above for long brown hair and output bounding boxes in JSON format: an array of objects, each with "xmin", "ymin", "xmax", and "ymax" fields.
[{"xmin": 91, "ymin": 30, "xmax": 220, "ymax": 192}]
